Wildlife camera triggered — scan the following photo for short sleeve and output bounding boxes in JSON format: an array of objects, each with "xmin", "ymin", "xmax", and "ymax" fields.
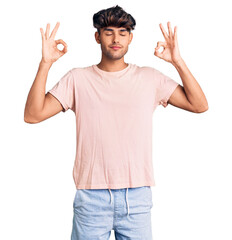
[
  {"xmin": 153, "ymin": 68, "xmax": 179, "ymax": 108},
  {"xmin": 47, "ymin": 69, "xmax": 75, "ymax": 113}
]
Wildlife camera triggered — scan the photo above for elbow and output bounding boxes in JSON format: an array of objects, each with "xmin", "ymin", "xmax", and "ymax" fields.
[
  {"xmin": 24, "ymin": 116, "xmax": 30, "ymax": 123},
  {"xmin": 24, "ymin": 111, "xmax": 31, "ymax": 123},
  {"xmin": 24, "ymin": 116, "xmax": 39, "ymax": 124},
  {"xmin": 194, "ymin": 105, "xmax": 209, "ymax": 113},
  {"xmin": 24, "ymin": 111, "xmax": 40, "ymax": 124},
  {"xmin": 24, "ymin": 117, "xmax": 36, "ymax": 124}
]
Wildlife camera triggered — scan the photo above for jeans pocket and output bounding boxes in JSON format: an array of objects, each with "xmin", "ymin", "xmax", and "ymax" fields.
[
  {"xmin": 73, "ymin": 189, "xmax": 79, "ymax": 208},
  {"xmin": 145, "ymin": 187, "xmax": 153, "ymax": 207}
]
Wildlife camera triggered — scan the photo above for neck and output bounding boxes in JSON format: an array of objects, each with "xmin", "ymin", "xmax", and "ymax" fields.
[{"xmin": 97, "ymin": 59, "xmax": 128, "ymax": 72}]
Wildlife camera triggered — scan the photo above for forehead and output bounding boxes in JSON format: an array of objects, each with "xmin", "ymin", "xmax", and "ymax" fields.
[{"xmin": 102, "ymin": 26, "xmax": 128, "ymax": 32}]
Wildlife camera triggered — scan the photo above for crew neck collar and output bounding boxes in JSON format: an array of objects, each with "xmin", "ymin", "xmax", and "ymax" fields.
[{"xmin": 92, "ymin": 63, "xmax": 131, "ymax": 75}]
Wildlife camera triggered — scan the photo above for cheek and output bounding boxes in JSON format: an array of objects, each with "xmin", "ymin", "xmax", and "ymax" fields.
[
  {"xmin": 122, "ymin": 42, "xmax": 129, "ymax": 49},
  {"xmin": 122, "ymin": 39, "xmax": 130, "ymax": 46},
  {"xmin": 100, "ymin": 41, "xmax": 108, "ymax": 49}
]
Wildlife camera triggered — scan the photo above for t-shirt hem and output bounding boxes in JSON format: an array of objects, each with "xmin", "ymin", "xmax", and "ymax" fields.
[
  {"xmin": 163, "ymin": 82, "xmax": 179, "ymax": 105},
  {"xmin": 48, "ymin": 90, "xmax": 68, "ymax": 112},
  {"xmin": 75, "ymin": 181, "xmax": 156, "ymax": 189}
]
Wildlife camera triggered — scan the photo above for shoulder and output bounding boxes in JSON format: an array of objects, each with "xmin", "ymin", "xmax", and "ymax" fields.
[
  {"xmin": 69, "ymin": 66, "xmax": 94, "ymax": 82},
  {"xmin": 134, "ymin": 64, "xmax": 158, "ymax": 74},
  {"xmin": 133, "ymin": 65, "xmax": 157, "ymax": 80},
  {"xmin": 70, "ymin": 66, "xmax": 88, "ymax": 75}
]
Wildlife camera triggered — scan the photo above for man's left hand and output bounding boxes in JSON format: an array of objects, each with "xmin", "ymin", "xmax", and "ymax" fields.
[{"xmin": 154, "ymin": 22, "xmax": 182, "ymax": 64}]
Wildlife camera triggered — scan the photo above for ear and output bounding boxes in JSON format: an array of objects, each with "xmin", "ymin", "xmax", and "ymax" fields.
[
  {"xmin": 128, "ymin": 32, "xmax": 133, "ymax": 45},
  {"xmin": 95, "ymin": 31, "xmax": 101, "ymax": 44}
]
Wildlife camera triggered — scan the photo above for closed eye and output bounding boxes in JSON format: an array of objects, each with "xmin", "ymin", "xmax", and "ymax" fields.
[{"xmin": 106, "ymin": 34, "xmax": 126, "ymax": 36}]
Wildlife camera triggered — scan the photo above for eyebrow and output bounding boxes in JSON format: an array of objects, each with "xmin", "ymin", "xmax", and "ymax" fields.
[{"xmin": 103, "ymin": 28, "xmax": 128, "ymax": 32}]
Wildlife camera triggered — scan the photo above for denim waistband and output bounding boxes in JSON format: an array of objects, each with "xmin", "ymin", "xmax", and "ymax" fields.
[{"xmin": 108, "ymin": 188, "xmax": 130, "ymax": 216}]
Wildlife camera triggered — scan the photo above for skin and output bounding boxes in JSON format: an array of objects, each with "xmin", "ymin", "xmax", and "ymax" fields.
[
  {"xmin": 154, "ymin": 22, "xmax": 208, "ymax": 112},
  {"xmin": 24, "ymin": 21, "xmax": 208, "ymax": 124},
  {"xmin": 94, "ymin": 22, "xmax": 208, "ymax": 112},
  {"xmin": 39, "ymin": 22, "xmax": 67, "ymax": 63},
  {"xmin": 154, "ymin": 22, "xmax": 181, "ymax": 64},
  {"xmin": 94, "ymin": 26, "xmax": 133, "ymax": 72}
]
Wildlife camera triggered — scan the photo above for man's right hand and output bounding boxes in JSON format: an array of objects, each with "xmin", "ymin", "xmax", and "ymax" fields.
[{"xmin": 40, "ymin": 22, "xmax": 68, "ymax": 64}]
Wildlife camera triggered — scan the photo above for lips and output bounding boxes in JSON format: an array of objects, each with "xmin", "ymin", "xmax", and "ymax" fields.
[{"xmin": 111, "ymin": 46, "xmax": 121, "ymax": 49}]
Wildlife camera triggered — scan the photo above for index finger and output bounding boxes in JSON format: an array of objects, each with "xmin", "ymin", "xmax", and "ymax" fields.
[
  {"xmin": 50, "ymin": 22, "xmax": 60, "ymax": 39},
  {"xmin": 159, "ymin": 23, "xmax": 169, "ymax": 40}
]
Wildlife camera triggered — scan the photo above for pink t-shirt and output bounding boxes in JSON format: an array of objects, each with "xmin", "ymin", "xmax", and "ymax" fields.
[{"xmin": 48, "ymin": 63, "xmax": 179, "ymax": 189}]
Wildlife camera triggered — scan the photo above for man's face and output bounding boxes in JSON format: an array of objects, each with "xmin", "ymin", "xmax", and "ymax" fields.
[{"xmin": 95, "ymin": 26, "xmax": 133, "ymax": 60}]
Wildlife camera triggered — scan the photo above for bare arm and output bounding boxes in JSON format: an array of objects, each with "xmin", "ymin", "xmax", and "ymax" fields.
[
  {"xmin": 24, "ymin": 22, "xmax": 68, "ymax": 123},
  {"xmin": 24, "ymin": 60, "xmax": 64, "ymax": 123},
  {"xmin": 154, "ymin": 22, "xmax": 208, "ymax": 112}
]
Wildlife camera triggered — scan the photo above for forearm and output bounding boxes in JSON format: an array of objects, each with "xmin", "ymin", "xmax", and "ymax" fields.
[
  {"xmin": 24, "ymin": 59, "xmax": 52, "ymax": 121},
  {"xmin": 172, "ymin": 58, "xmax": 208, "ymax": 111}
]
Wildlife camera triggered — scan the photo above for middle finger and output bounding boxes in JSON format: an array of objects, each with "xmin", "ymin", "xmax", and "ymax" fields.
[{"xmin": 167, "ymin": 22, "xmax": 173, "ymax": 38}]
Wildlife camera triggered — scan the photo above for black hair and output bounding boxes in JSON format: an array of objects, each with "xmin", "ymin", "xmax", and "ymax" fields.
[{"xmin": 93, "ymin": 5, "xmax": 136, "ymax": 35}]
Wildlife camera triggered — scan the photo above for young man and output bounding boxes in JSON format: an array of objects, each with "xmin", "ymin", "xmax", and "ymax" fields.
[{"xmin": 24, "ymin": 5, "xmax": 208, "ymax": 240}]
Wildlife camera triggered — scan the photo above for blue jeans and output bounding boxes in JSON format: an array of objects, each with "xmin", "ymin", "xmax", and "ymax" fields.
[{"xmin": 71, "ymin": 186, "xmax": 153, "ymax": 240}]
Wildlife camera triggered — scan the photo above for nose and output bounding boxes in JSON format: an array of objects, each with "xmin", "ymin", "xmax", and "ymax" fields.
[{"xmin": 113, "ymin": 34, "xmax": 119, "ymax": 43}]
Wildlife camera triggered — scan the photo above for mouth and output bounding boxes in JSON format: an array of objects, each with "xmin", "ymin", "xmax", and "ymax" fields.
[{"xmin": 110, "ymin": 46, "xmax": 121, "ymax": 50}]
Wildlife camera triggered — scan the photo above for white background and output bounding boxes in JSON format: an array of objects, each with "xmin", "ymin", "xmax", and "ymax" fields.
[{"xmin": 1, "ymin": 0, "xmax": 231, "ymax": 239}]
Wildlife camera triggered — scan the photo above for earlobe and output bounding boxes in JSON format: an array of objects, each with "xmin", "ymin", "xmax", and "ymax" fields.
[{"xmin": 95, "ymin": 32, "xmax": 101, "ymax": 44}]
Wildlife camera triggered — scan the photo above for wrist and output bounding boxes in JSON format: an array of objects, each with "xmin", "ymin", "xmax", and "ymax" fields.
[
  {"xmin": 40, "ymin": 58, "xmax": 53, "ymax": 68},
  {"xmin": 172, "ymin": 57, "xmax": 184, "ymax": 68}
]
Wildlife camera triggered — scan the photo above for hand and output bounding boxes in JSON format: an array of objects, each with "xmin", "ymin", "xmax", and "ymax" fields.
[
  {"xmin": 40, "ymin": 22, "xmax": 68, "ymax": 64},
  {"xmin": 154, "ymin": 22, "xmax": 182, "ymax": 64}
]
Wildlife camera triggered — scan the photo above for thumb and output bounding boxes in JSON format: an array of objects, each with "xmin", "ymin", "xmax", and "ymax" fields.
[
  {"xmin": 154, "ymin": 48, "xmax": 163, "ymax": 58},
  {"xmin": 154, "ymin": 41, "xmax": 166, "ymax": 58},
  {"xmin": 55, "ymin": 39, "xmax": 68, "ymax": 55},
  {"xmin": 156, "ymin": 41, "xmax": 166, "ymax": 49}
]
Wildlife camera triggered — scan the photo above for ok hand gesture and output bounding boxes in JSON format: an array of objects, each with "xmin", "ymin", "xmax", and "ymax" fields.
[
  {"xmin": 154, "ymin": 22, "xmax": 182, "ymax": 64},
  {"xmin": 40, "ymin": 22, "xmax": 68, "ymax": 64}
]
